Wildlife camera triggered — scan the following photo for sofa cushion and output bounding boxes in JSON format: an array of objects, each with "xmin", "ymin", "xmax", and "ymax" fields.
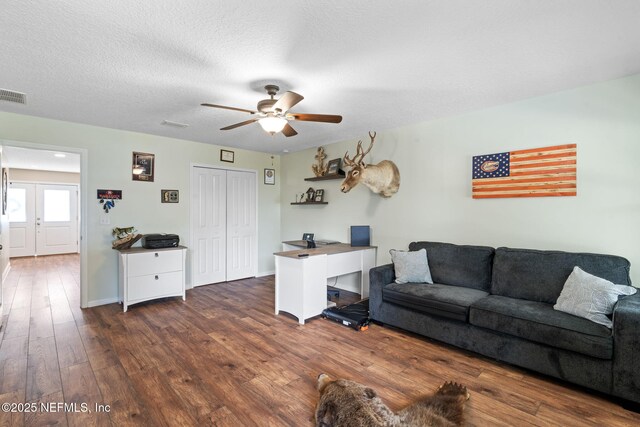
[
  {"xmin": 554, "ymin": 266, "xmax": 637, "ymax": 328},
  {"xmin": 409, "ymin": 241, "xmax": 494, "ymax": 291},
  {"xmin": 390, "ymin": 248, "xmax": 433, "ymax": 284},
  {"xmin": 383, "ymin": 282, "xmax": 489, "ymax": 322},
  {"xmin": 470, "ymin": 295, "xmax": 613, "ymax": 359},
  {"xmin": 491, "ymin": 247, "xmax": 632, "ymax": 304}
]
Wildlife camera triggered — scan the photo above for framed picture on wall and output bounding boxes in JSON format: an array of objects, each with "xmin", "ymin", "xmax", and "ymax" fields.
[
  {"xmin": 264, "ymin": 168, "xmax": 275, "ymax": 185},
  {"xmin": 220, "ymin": 149, "xmax": 235, "ymax": 163},
  {"xmin": 161, "ymin": 189, "xmax": 179, "ymax": 203},
  {"xmin": 132, "ymin": 152, "xmax": 155, "ymax": 182}
]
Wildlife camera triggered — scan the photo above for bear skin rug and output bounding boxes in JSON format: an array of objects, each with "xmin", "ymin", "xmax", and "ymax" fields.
[{"xmin": 314, "ymin": 374, "xmax": 470, "ymax": 427}]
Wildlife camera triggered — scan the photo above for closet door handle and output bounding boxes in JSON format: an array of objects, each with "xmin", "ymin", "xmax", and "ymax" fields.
[
  {"xmin": 155, "ymin": 275, "xmax": 159, "ymax": 280},
  {"xmin": 155, "ymin": 253, "xmax": 159, "ymax": 257}
]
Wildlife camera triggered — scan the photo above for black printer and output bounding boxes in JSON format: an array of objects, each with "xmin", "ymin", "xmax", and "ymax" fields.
[{"xmin": 142, "ymin": 233, "xmax": 180, "ymax": 249}]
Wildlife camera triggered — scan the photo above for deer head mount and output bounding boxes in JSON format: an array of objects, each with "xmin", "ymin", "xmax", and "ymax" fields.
[{"xmin": 340, "ymin": 131, "xmax": 400, "ymax": 198}]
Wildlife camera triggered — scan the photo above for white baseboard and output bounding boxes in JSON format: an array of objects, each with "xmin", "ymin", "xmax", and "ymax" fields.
[
  {"xmin": 257, "ymin": 270, "xmax": 275, "ymax": 277},
  {"xmin": 87, "ymin": 297, "xmax": 119, "ymax": 308}
]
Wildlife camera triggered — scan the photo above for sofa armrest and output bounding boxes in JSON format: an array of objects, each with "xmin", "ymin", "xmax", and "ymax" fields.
[
  {"xmin": 612, "ymin": 291, "xmax": 640, "ymax": 402},
  {"xmin": 369, "ymin": 263, "xmax": 395, "ymax": 321}
]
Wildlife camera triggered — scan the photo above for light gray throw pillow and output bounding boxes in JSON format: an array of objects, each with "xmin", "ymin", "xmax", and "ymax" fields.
[
  {"xmin": 554, "ymin": 266, "xmax": 637, "ymax": 328},
  {"xmin": 389, "ymin": 248, "xmax": 433, "ymax": 284}
]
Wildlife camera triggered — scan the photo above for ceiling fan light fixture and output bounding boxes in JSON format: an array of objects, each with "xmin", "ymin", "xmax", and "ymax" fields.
[{"xmin": 258, "ymin": 116, "xmax": 287, "ymax": 135}]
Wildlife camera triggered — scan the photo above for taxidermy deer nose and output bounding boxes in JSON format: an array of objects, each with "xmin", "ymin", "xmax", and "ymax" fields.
[{"xmin": 341, "ymin": 185, "xmax": 350, "ymax": 193}]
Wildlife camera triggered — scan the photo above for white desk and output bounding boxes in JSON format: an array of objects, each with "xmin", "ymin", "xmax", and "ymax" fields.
[{"xmin": 274, "ymin": 241, "xmax": 376, "ymax": 324}]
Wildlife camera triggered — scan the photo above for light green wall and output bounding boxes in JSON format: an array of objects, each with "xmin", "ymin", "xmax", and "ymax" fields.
[
  {"xmin": 281, "ymin": 73, "xmax": 640, "ymax": 286},
  {"xmin": 9, "ymin": 168, "xmax": 80, "ymax": 184},
  {"xmin": 0, "ymin": 113, "xmax": 282, "ymax": 305}
]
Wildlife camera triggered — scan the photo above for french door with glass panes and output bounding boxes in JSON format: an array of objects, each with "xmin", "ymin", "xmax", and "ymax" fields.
[{"xmin": 8, "ymin": 183, "xmax": 79, "ymax": 257}]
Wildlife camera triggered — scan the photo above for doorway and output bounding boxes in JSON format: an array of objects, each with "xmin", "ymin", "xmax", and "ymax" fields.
[
  {"xmin": 190, "ymin": 165, "xmax": 257, "ymax": 287},
  {"xmin": 8, "ymin": 182, "xmax": 79, "ymax": 257},
  {"xmin": 1, "ymin": 144, "xmax": 87, "ymax": 307}
]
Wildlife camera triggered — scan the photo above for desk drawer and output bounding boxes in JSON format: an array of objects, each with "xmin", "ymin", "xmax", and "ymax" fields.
[
  {"xmin": 327, "ymin": 251, "xmax": 361, "ymax": 277},
  {"xmin": 127, "ymin": 271, "xmax": 183, "ymax": 302},
  {"xmin": 127, "ymin": 250, "xmax": 183, "ymax": 277}
]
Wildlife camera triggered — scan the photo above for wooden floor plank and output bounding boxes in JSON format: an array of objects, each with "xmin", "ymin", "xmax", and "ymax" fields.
[
  {"xmin": 54, "ymin": 322, "xmax": 88, "ymax": 369},
  {"xmin": 24, "ymin": 390, "xmax": 68, "ymax": 427},
  {"xmin": 59, "ymin": 362, "xmax": 111, "ymax": 427},
  {"xmin": 0, "ymin": 336, "xmax": 29, "ymax": 395},
  {"xmin": 2, "ymin": 254, "xmax": 639, "ymax": 426},
  {"xmin": 25, "ymin": 337, "xmax": 62, "ymax": 402},
  {"xmin": 28, "ymin": 307, "xmax": 54, "ymax": 342}
]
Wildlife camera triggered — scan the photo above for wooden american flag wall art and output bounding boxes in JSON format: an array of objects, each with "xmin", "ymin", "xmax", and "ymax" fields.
[{"xmin": 472, "ymin": 144, "xmax": 577, "ymax": 199}]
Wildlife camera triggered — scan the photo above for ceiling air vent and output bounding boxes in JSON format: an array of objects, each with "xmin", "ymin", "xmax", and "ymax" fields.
[
  {"xmin": 0, "ymin": 89, "xmax": 26, "ymax": 104},
  {"xmin": 161, "ymin": 120, "xmax": 189, "ymax": 128}
]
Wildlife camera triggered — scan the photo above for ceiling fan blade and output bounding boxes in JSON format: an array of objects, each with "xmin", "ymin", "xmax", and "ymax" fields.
[
  {"xmin": 282, "ymin": 123, "xmax": 298, "ymax": 137},
  {"xmin": 220, "ymin": 118, "xmax": 259, "ymax": 130},
  {"xmin": 272, "ymin": 91, "xmax": 304, "ymax": 113},
  {"xmin": 201, "ymin": 103, "xmax": 257, "ymax": 114},
  {"xmin": 289, "ymin": 113, "xmax": 343, "ymax": 123}
]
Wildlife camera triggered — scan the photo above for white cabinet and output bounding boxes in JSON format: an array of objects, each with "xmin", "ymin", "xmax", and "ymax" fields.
[{"xmin": 118, "ymin": 246, "xmax": 186, "ymax": 312}]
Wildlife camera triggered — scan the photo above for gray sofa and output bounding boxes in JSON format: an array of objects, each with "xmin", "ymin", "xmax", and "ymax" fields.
[{"xmin": 369, "ymin": 241, "xmax": 640, "ymax": 405}]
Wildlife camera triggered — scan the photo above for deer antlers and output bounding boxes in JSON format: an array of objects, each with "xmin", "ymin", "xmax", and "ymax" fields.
[{"xmin": 343, "ymin": 131, "xmax": 376, "ymax": 167}]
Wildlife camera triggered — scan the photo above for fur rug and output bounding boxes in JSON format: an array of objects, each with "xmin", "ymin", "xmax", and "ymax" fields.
[{"xmin": 314, "ymin": 374, "xmax": 469, "ymax": 427}]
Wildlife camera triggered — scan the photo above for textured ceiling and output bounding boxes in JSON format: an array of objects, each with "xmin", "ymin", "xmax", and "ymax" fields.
[
  {"xmin": 3, "ymin": 146, "xmax": 80, "ymax": 173},
  {"xmin": 1, "ymin": 1, "xmax": 640, "ymax": 154}
]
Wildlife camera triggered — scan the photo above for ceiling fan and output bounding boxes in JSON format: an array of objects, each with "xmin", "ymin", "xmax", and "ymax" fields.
[{"xmin": 201, "ymin": 85, "xmax": 342, "ymax": 137}]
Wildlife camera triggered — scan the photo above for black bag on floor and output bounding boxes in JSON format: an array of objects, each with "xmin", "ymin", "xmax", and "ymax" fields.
[{"xmin": 322, "ymin": 299, "xmax": 370, "ymax": 331}]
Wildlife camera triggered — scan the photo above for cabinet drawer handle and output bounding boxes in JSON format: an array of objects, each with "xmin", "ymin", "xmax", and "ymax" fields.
[
  {"xmin": 155, "ymin": 275, "xmax": 159, "ymax": 280},
  {"xmin": 155, "ymin": 253, "xmax": 159, "ymax": 257}
]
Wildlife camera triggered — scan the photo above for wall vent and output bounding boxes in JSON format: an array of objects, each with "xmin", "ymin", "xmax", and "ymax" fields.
[
  {"xmin": 161, "ymin": 120, "xmax": 189, "ymax": 128},
  {"xmin": 0, "ymin": 89, "xmax": 26, "ymax": 104}
]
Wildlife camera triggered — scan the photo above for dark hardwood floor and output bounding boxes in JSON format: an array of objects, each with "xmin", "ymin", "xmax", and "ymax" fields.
[{"xmin": 0, "ymin": 254, "xmax": 638, "ymax": 426}]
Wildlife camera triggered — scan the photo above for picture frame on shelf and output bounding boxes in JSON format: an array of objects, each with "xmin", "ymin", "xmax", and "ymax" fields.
[
  {"xmin": 132, "ymin": 152, "xmax": 155, "ymax": 182},
  {"xmin": 220, "ymin": 149, "xmax": 234, "ymax": 163},
  {"xmin": 314, "ymin": 189, "xmax": 324, "ymax": 202},
  {"xmin": 264, "ymin": 168, "xmax": 275, "ymax": 185},
  {"xmin": 326, "ymin": 158, "xmax": 341, "ymax": 175},
  {"xmin": 161, "ymin": 189, "xmax": 179, "ymax": 203}
]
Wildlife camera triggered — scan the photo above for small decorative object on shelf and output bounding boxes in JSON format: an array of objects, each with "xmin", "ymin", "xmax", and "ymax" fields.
[
  {"xmin": 291, "ymin": 187, "xmax": 329, "ymax": 205},
  {"xmin": 312, "ymin": 147, "xmax": 328, "ymax": 177},
  {"xmin": 112, "ymin": 226, "xmax": 143, "ymax": 250},
  {"xmin": 306, "ymin": 187, "xmax": 316, "ymax": 201}
]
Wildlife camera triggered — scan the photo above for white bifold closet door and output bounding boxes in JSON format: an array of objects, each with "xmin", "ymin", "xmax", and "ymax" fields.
[{"xmin": 191, "ymin": 167, "xmax": 256, "ymax": 287}]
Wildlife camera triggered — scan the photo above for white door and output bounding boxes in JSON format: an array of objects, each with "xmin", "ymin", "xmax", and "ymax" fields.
[
  {"xmin": 226, "ymin": 170, "xmax": 257, "ymax": 281},
  {"xmin": 192, "ymin": 167, "xmax": 227, "ymax": 286},
  {"xmin": 8, "ymin": 183, "xmax": 36, "ymax": 257},
  {"xmin": 35, "ymin": 184, "xmax": 79, "ymax": 255},
  {"xmin": 8, "ymin": 183, "xmax": 78, "ymax": 257}
]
